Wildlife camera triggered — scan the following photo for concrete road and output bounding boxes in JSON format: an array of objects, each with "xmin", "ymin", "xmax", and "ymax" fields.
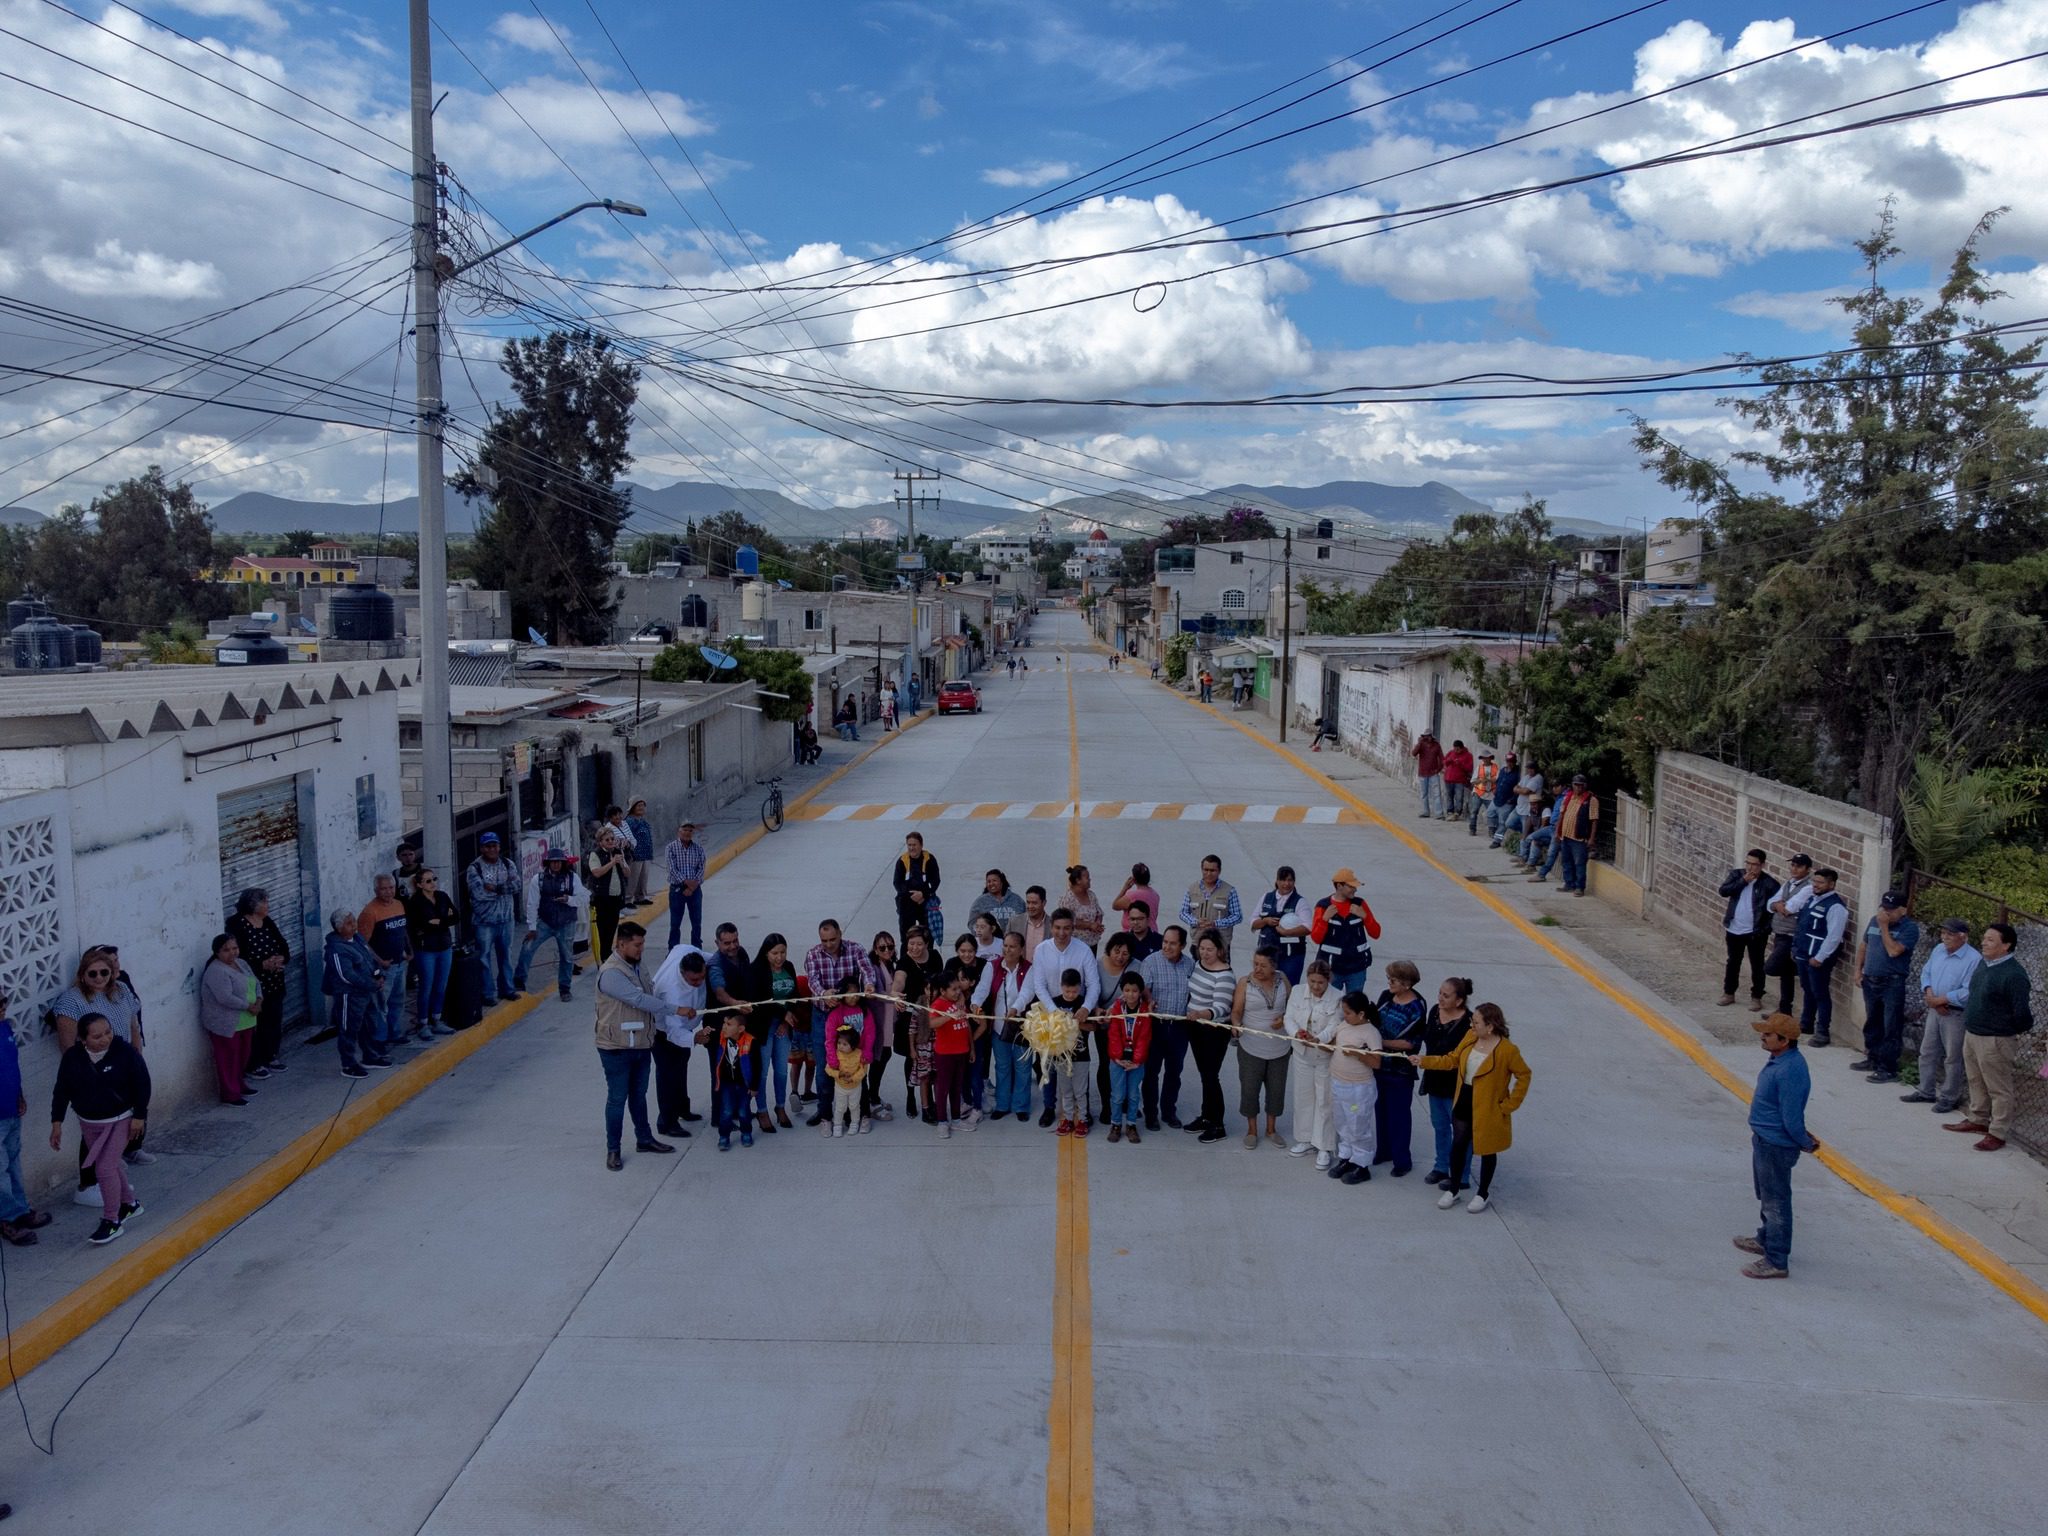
[{"xmin": 9, "ymin": 609, "xmax": 2047, "ymax": 1534}]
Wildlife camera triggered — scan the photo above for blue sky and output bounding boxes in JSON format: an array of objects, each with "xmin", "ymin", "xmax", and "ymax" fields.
[{"xmin": 3, "ymin": 0, "xmax": 2043, "ymax": 532}]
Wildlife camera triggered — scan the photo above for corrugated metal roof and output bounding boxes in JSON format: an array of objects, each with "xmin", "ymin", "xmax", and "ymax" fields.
[
  {"xmin": 0, "ymin": 660, "xmax": 416, "ymax": 747},
  {"xmin": 448, "ymin": 650, "xmax": 513, "ymax": 688}
]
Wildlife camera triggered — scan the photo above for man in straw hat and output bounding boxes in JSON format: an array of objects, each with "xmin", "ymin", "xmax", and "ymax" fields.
[{"xmin": 1737, "ymin": 1012, "xmax": 1820, "ymax": 1279}]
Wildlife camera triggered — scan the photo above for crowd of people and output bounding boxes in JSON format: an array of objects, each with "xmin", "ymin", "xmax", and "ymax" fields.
[{"xmin": 584, "ymin": 837, "xmax": 1537, "ymax": 1213}]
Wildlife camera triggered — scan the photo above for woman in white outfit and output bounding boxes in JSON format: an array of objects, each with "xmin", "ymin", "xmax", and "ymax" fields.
[{"xmin": 1285, "ymin": 960, "xmax": 1343, "ymax": 1167}]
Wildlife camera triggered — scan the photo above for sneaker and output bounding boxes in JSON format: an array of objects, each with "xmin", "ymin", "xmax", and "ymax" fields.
[
  {"xmin": 940, "ymin": 1122, "xmax": 952, "ymax": 1139},
  {"xmin": 245, "ymin": 1066, "xmax": 272, "ymax": 1081},
  {"xmin": 717, "ymin": 1135, "xmax": 731, "ymax": 1152},
  {"xmin": 874, "ymin": 1104, "xmax": 894, "ymax": 1122},
  {"xmin": 1466, "ymin": 1195, "xmax": 1489, "ymax": 1213},
  {"xmin": 1733, "ymin": 1236, "xmax": 1765, "ymax": 1255},
  {"xmin": 965, "ymin": 1108, "xmax": 983, "ymax": 1128},
  {"xmin": 859, "ymin": 1118, "xmax": 872, "ymax": 1134},
  {"xmin": 1288, "ymin": 1141, "xmax": 1312, "ymax": 1157},
  {"xmin": 1197, "ymin": 1126, "xmax": 1226, "ymax": 1143},
  {"xmin": 1039, "ymin": 1107, "xmax": 1057, "ymax": 1128},
  {"xmin": 1108, "ymin": 1125, "xmax": 1123, "ymax": 1143},
  {"xmin": 1314, "ymin": 1151, "xmax": 1332, "ymax": 1171},
  {"xmin": 1741, "ymin": 1259, "xmax": 1788, "ymax": 1279},
  {"xmin": 87, "ymin": 1218, "xmax": 123, "ymax": 1246},
  {"xmin": 1437, "ymin": 1190, "xmax": 1459, "ymax": 1210},
  {"xmin": 1341, "ymin": 1165, "xmax": 1371, "ymax": 1185},
  {"xmin": 1074, "ymin": 1120, "xmax": 1090, "ymax": 1138},
  {"xmin": 1056, "ymin": 1119, "xmax": 1074, "ymax": 1136},
  {"xmin": 1812, "ymin": 1033, "xmax": 1830, "ymax": 1047},
  {"xmin": 72, "ymin": 1186, "xmax": 102, "ymax": 1208},
  {"xmin": 363, "ymin": 1056, "xmax": 394, "ymax": 1070},
  {"xmin": 832, "ymin": 1124, "xmax": 845, "ymax": 1138},
  {"xmin": 741, "ymin": 1131, "xmax": 754, "ymax": 1147},
  {"xmin": 795, "ymin": 1091, "xmax": 817, "ymax": 1105},
  {"xmin": 124, "ymin": 1149, "xmax": 157, "ymax": 1166},
  {"xmin": 341, "ymin": 1064, "xmax": 369, "ymax": 1079},
  {"xmin": 118, "ymin": 1200, "xmax": 143, "ymax": 1223},
  {"xmin": 1747, "ymin": 997, "xmax": 1765, "ymax": 1012},
  {"xmin": 266, "ymin": 1058, "xmax": 288, "ymax": 1072}
]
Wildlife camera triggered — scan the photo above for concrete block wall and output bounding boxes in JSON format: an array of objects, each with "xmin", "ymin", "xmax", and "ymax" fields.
[{"xmin": 1649, "ymin": 751, "xmax": 1892, "ymax": 1019}]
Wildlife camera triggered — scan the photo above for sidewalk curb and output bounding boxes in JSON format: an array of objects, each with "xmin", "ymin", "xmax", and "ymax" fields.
[
  {"xmin": 1166, "ymin": 687, "xmax": 2048, "ymax": 1330},
  {"xmin": 0, "ymin": 701, "xmax": 937, "ymax": 1389}
]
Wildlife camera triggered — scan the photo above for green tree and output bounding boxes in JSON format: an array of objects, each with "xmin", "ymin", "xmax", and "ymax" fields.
[
  {"xmin": 1451, "ymin": 610, "xmax": 1631, "ymax": 787},
  {"xmin": 462, "ymin": 332, "xmax": 639, "ymax": 643},
  {"xmin": 647, "ymin": 636, "xmax": 809, "ymax": 720},
  {"xmin": 275, "ymin": 529, "xmax": 320, "ymax": 557},
  {"xmin": 27, "ymin": 468, "xmax": 235, "ymax": 631},
  {"xmin": 1628, "ymin": 209, "xmax": 2048, "ymax": 815},
  {"xmin": 1309, "ymin": 498, "xmax": 1557, "ymax": 635}
]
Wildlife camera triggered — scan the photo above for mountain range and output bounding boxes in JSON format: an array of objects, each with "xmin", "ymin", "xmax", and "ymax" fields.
[{"xmin": 15, "ymin": 477, "xmax": 1624, "ymax": 541}]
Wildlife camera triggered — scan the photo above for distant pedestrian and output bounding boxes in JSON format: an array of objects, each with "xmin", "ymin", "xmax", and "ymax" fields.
[
  {"xmin": 1736, "ymin": 1011, "xmax": 1817, "ymax": 1278},
  {"xmin": 1903, "ymin": 918, "xmax": 1978, "ymax": 1112},
  {"xmin": 1179, "ymin": 855, "xmax": 1242, "ymax": 961},
  {"xmin": 1945, "ymin": 920, "xmax": 2033, "ymax": 1153},
  {"xmin": 1416, "ymin": 1002, "xmax": 1532, "ymax": 1215},
  {"xmin": 1486, "ymin": 753, "xmax": 1521, "ymax": 846},
  {"xmin": 1198, "ymin": 668, "xmax": 1214, "ymax": 704},
  {"xmin": 1411, "ymin": 731, "xmax": 1444, "ymax": 818},
  {"xmin": 1794, "ymin": 866, "xmax": 1850, "ymax": 1046},
  {"xmin": 1552, "ymin": 774, "xmax": 1598, "ymax": 895},
  {"xmin": 0, "ymin": 991, "xmax": 53, "ymax": 1248},
  {"xmin": 358, "ymin": 875, "xmax": 413, "ymax": 1061},
  {"xmin": 520, "ymin": 847, "xmax": 585, "ymax": 1003},
  {"xmin": 226, "ymin": 887, "xmax": 290, "ymax": 1078},
  {"xmin": 584, "ymin": 828, "xmax": 631, "ymax": 963},
  {"xmin": 623, "ymin": 799, "xmax": 655, "ymax": 906},
  {"xmin": 404, "ymin": 868, "xmax": 460, "ymax": 1038},
  {"xmin": 1326, "ymin": 991, "xmax": 1382, "ymax": 1185},
  {"xmin": 594, "ymin": 922, "xmax": 681, "ymax": 1169},
  {"xmin": 198, "ymin": 934, "xmax": 258, "ymax": 1106},
  {"xmin": 1442, "ymin": 739, "xmax": 1473, "ymax": 820},
  {"xmin": 664, "ymin": 820, "xmax": 706, "ymax": 950},
  {"xmin": 464, "ymin": 833, "xmax": 523, "ymax": 1004},
  {"xmin": 1467, "ymin": 748, "xmax": 1498, "ymax": 835},
  {"xmin": 1851, "ymin": 890, "xmax": 1918, "ymax": 1085},
  {"xmin": 392, "ymin": 840, "xmax": 423, "ymax": 893},
  {"xmin": 1508, "ymin": 760, "xmax": 1546, "ymax": 850},
  {"xmin": 1764, "ymin": 854, "xmax": 1815, "ymax": 1015},
  {"xmin": 1310, "ymin": 715, "xmax": 1336, "ymax": 752},
  {"xmin": 1718, "ymin": 849, "xmax": 1780, "ymax": 1010},
  {"xmin": 1007, "ymin": 656, "xmax": 1017, "ymax": 680},
  {"xmin": 835, "ymin": 698, "xmax": 860, "ymax": 742},
  {"xmin": 49, "ymin": 1011, "xmax": 149, "ymax": 1246},
  {"xmin": 1285, "ymin": 961, "xmax": 1342, "ymax": 1167},
  {"xmin": 884, "ymin": 687, "xmax": 900, "ymax": 729}
]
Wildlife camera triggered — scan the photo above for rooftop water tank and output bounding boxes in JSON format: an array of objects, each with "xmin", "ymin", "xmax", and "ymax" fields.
[
  {"xmin": 1316, "ymin": 518, "xmax": 1334, "ymax": 539},
  {"xmin": 217, "ymin": 623, "xmax": 290, "ymax": 666},
  {"xmin": 7, "ymin": 593, "xmax": 51, "ymax": 630},
  {"xmin": 740, "ymin": 580, "xmax": 767, "ymax": 622},
  {"xmin": 69, "ymin": 625, "xmax": 103, "ymax": 666},
  {"xmin": 329, "ymin": 582, "xmax": 396, "ymax": 641},
  {"xmin": 11, "ymin": 614, "xmax": 75, "ymax": 671},
  {"xmin": 679, "ymin": 594, "xmax": 709, "ymax": 629},
  {"xmin": 735, "ymin": 544, "xmax": 760, "ymax": 577}
]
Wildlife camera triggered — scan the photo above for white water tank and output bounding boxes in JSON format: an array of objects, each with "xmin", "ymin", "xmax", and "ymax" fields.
[{"xmin": 740, "ymin": 580, "xmax": 768, "ymax": 623}]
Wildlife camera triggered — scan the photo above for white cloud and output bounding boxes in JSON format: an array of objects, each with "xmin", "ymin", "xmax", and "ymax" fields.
[
  {"xmin": 489, "ymin": 14, "xmax": 564, "ymax": 54},
  {"xmin": 40, "ymin": 240, "xmax": 221, "ymax": 300},
  {"xmin": 166, "ymin": 0, "xmax": 283, "ymax": 33},
  {"xmin": 980, "ymin": 160, "xmax": 1076, "ymax": 189},
  {"xmin": 1020, "ymin": 12, "xmax": 1196, "ymax": 93}
]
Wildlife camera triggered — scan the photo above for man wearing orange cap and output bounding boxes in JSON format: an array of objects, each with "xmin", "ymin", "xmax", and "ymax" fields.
[{"xmin": 1310, "ymin": 869, "xmax": 1381, "ymax": 996}]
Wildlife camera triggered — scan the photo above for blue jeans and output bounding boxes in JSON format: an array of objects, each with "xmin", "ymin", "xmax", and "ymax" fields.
[
  {"xmin": 1143, "ymin": 1017, "xmax": 1187, "ymax": 1120},
  {"xmin": 993, "ymin": 1037, "xmax": 1035, "ymax": 1114},
  {"xmin": 761, "ymin": 1028, "xmax": 793, "ymax": 1112},
  {"xmin": 1109, "ymin": 1062, "xmax": 1144, "ymax": 1125},
  {"xmin": 1418, "ymin": 776, "xmax": 1442, "ymax": 815},
  {"xmin": 1752, "ymin": 1134, "xmax": 1800, "ymax": 1269},
  {"xmin": 716, "ymin": 1081, "xmax": 750, "ymax": 1136},
  {"xmin": 416, "ymin": 948, "xmax": 452, "ymax": 1021},
  {"xmin": 1330, "ymin": 969, "xmax": 1370, "ymax": 1000},
  {"xmin": 1374, "ymin": 1070, "xmax": 1414, "ymax": 1173},
  {"xmin": 334, "ymin": 995, "xmax": 376, "ymax": 1067},
  {"xmin": 599, "ymin": 1048, "xmax": 654, "ymax": 1153},
  {"xmin": 1426, "ymin": 1091, "xmax": 1469, "ymax": 1182},
  {"xmin": 373, "ymin": 963, "xmax": 408, "ymax": 1051},
  {"xmin": 1275, "ymin": 949, "xmax": 1304, "ymax": 985},
  {"xmin": 1860, "ymin": 974, "xmax": 1907, "ymax": 1071},
  {"xmin": 474, "ymin": 919, "xmax": 517, "ymax": 1001},
  {"xmin": 668, "ymin": 884, "xmax": 702, "ymax": 949},
  {"xmin": 1519, "ymin": 827, "xmax": 1553, "ymax": 869},
  {"xmin": 1798, "ymin": 955, "xmax": 1838, "ymax": 1036},
  {"xmin": 519, "ymin": 919, "xmax": 577, "ymax": 998},
  {"xmin": 968, "ymin": 1031, "xmax": 993, "ymax": 1109},
  {"xmin": 1558, "ymin": 838, "xmax": 1589, "ymax": 892},
  {"xmin": 0, "ymin": 1117, "xmax": 29, "ymax": 1223}
]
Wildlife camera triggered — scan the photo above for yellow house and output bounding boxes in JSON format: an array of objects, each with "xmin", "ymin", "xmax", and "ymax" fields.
[{"xmin": 216, "ymin": 542, "xmax": 361, "ymax": 587}]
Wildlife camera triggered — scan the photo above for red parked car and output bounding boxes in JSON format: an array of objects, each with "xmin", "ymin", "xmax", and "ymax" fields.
[{"xmin": 937, "ymin": 681, "xmax": 981, "ymax": 715}]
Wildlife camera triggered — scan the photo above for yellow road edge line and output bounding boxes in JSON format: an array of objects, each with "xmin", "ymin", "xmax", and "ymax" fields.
[
  {"xmin": 0, "ymin": 707, "xmax": 932, "ymax": 1388},
  {"xmin": 1168, "ymin": 688, "xmax": 2048, "ymax": 1329},
  {"xmin": 1048, "ymin": 653, "xmax": 1094, "ymax": 1535}
]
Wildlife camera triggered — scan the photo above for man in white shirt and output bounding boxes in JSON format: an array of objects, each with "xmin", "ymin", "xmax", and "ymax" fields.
[
  {"xmin": 1764, "ymin": 854, "xmax": 1814, "ymax": 1015},
  {"xmin": 1031, "ymin": 909, "xmax": 1101, "ymax": 1013},
  {"xmin": 650, "ymin": 944, "xmax": 710, "ymax": 1136}
]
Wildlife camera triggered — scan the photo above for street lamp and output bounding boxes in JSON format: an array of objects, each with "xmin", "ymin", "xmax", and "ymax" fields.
[{"xmin": 409, "ymin": 0, "xmax": 645, "ymax": 885}]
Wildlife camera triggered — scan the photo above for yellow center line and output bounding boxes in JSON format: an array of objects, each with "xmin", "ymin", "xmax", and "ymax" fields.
[
  {"xmin": 1048, "ymin": 653, "xmax": 1094, "ymax": 1535},
  {"xmin": 1171, "ymin": 688, "xmax": 2048, "ymax": 1330}
]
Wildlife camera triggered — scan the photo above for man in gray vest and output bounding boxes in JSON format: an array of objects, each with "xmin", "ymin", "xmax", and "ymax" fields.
[
  {"xmin": 1179, "ymin": 855, "xmax": 1242, "ymax": 960},
  {"xmin": 595, "ymin": 921, "xmax": 685, "ymax": 1170}
]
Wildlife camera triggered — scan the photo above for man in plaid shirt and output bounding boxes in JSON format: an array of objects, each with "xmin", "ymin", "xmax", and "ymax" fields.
[
  {"xmin": 805, "ymin": 919, "xmax": 874, "ymax": 1129},
  {"xmin": 664, "ymin": 822, "xmax": 707, "ymax": 950}
]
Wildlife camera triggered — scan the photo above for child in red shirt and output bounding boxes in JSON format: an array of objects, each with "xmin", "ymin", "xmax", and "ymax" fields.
[
  {"xmin": 1104, "ymin": 971, "xmax": 1153, "ymax": 1143},
  {"xmin": 927, "ymin": 962, "xmax": 979, "ymax": 1137}
]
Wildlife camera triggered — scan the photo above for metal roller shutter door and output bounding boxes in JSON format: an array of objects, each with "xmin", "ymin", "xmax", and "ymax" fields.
[{"xmin": 218, "ymin": 776, "xmax": 310, "ymax": 1030}]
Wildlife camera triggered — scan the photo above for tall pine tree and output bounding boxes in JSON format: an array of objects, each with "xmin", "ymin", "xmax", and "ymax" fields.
[{"xmin": 464, "ymin": 332, "xmax": 639, "ymax": 643}]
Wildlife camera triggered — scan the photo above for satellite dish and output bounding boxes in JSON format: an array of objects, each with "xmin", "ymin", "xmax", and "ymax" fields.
[
  {"xmin": 295, "ymin": 616, "xmax": 318, "ymax": 636},
  {"xmin": 527, "ymin": 627, "xmax": 549, "ymax": 646},
  {"xmin": 776, "ymin": 579, "xmax": 793, "ymax": 590},
  {"xmin": 698, "ymin": 645, "xmax": 740, "ymax": 671}
]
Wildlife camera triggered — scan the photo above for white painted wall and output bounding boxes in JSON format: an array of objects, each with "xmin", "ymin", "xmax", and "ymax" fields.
[{"xmin": 3, "ymin": 690, "xmax": 402, "ymax": 1200}]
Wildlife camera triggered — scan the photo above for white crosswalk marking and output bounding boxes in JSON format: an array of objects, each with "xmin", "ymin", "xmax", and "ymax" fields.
[
  {"xmin": 1180, "ymin": 803, "xmax": 1216, "ymax": 820},
  {"xmin": 999, "ymin": 802, "xmax": 1035, "ymax": 819},
  {"xmin": 1119, "ymin": 802, "xmax": 1159, "ymax": 818},
  {"xmin": 937, "ymin": 803, "xmax": 975, "ymax": 820},
  {"xmin": 1305, "ymin": 806, "xmax": 1340, "ymax": 824},
  {"xmin": 880, "ymin": 804, "xmax": 919, "ymax": 820},
  {"xmin": 820, "ymin": 804, "xmax": 859, "ymax": 822},
  {"xmin": 1242, "ymin": 805, "xmax": 1279, "ymax": 822}
]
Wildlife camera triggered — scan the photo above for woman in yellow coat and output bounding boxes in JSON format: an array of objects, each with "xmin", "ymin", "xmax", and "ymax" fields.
[{"xmin": 1412, "ymin": 1002, "xmax": 1530, "ymax": 1213}]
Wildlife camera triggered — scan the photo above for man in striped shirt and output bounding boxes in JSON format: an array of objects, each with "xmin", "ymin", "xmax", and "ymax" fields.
[{"xmin": 665, "ymin": 822, "xmax": 706, "ymax": 950}]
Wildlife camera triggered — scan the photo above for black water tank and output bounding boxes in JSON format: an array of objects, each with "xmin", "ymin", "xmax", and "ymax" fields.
[
  {"xmin": 7, "ymin": 593, "xmax": 50, "ymax": 629},
  {"xmin": 217, "ymin": 624, "xmax": 290, "ymax": 666},
  {"xmin": 329, "ymin": 582, "xmax": 396, "ymax": 640},
  {"xmin": 12, "ymin": 615, "xmax": 74, "ymax": 670},
  {"xmin": 679, "ymin": 593, "xmax": 709, "ymax": 628},
  {"xmin": 1316, "ymin": 518, "xmax": 1334, "ymax": 539},
  {"xmin": 69, "ymin": 626, "xmax": 102, "ymax": 666}
]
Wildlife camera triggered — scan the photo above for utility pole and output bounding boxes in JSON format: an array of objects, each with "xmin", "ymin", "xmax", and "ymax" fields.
[
  {"xmin": 408, "ymin": 0, "xmax": 454, "ymax": 884},
  {"xmin": 894, "ymin": 468, "xmax": 940, "ymax": 698},
  {"xmin": 1279, "ymin": 527, "xmax": 1293, "ymax": 743}
]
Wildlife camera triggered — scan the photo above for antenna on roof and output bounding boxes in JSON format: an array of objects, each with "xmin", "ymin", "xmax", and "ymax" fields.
[{"xmin": 527, "ymin": 627, "xmax": 549, "ymax": 646}]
